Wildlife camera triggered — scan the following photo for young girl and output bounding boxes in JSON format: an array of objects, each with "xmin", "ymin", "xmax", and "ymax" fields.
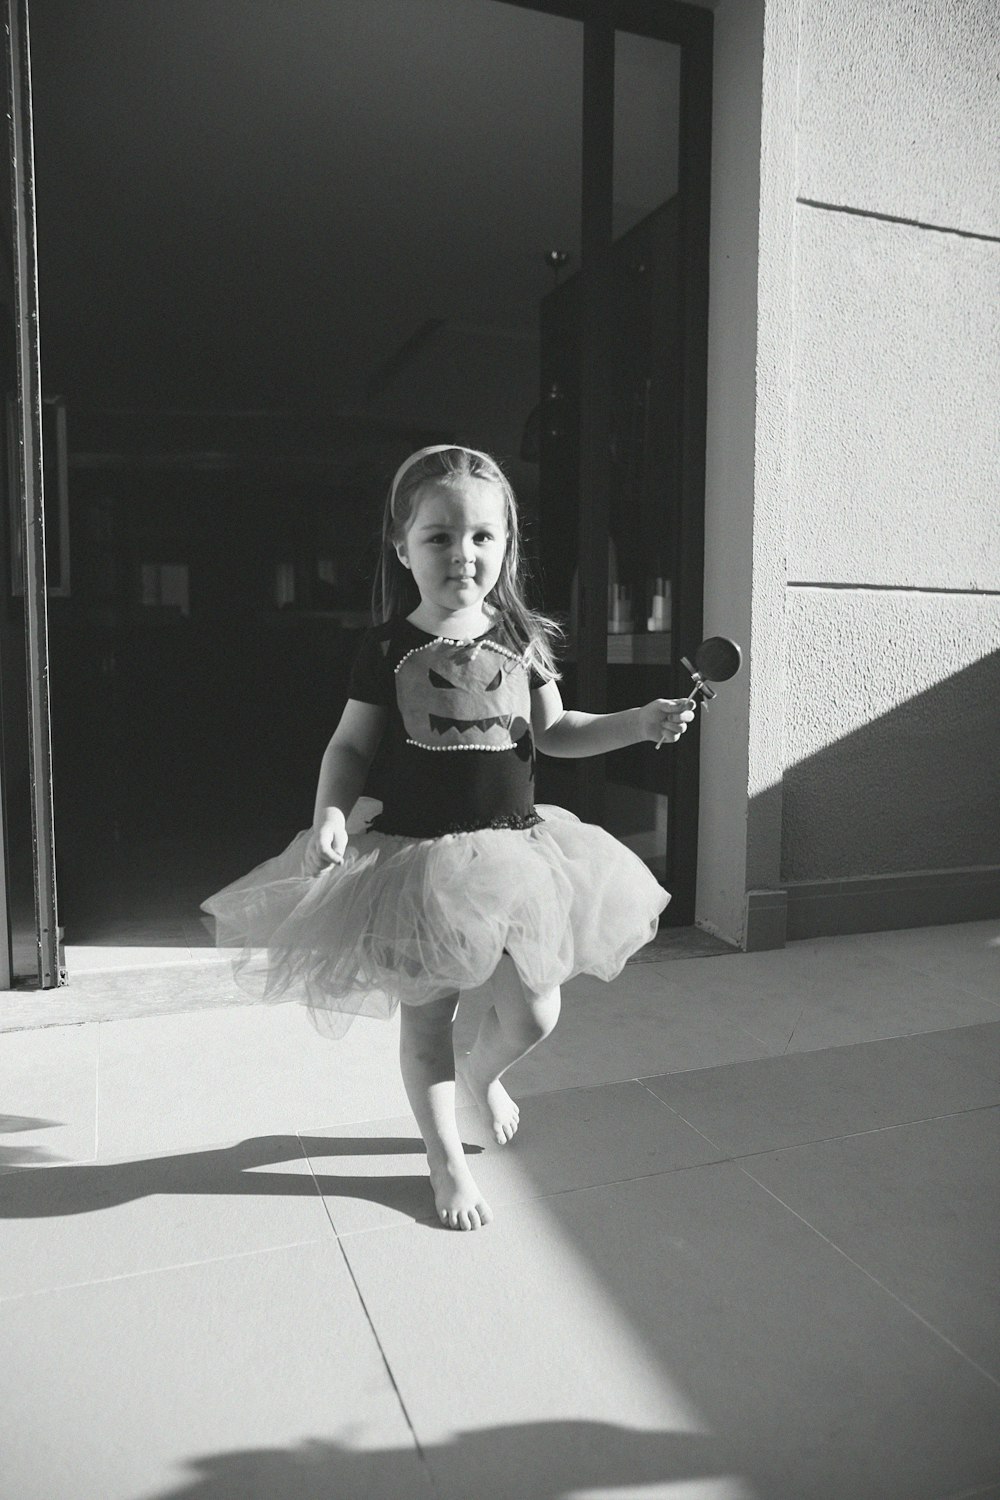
[{"xmin": 203, "ymin": 445, "xmax": 694, "ymax": 1231}]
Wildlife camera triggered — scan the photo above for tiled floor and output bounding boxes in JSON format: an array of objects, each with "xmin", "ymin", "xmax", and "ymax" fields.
[{"xmin": 2, "ymin": 919, "xmax": 999, "ymax": 1499}]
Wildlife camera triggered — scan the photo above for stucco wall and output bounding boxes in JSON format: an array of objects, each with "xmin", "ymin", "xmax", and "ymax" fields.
[
  {"xmin": 783, "ymin": 590, "xmax": 1000, "ymax": 879},
  {"xmin": 783, "ymin": 0, "xmax": 1000, "ymax": 895},
  {"xmin": 697, "ymin": 0, "xmax": 1000, "ymax": 944},
  {"xmin": 788, "ymin": 212, "xmax": 1000, "ymax": 590},
  {"xmin": 796, "ymin": 0, "xmax": 1000, "ymax": 238}
]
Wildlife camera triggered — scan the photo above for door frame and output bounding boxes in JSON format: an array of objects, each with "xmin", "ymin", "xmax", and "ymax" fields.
[
  {"xmin": 499, "ymin": 0, "xmax": 712, "ymax": 923},
  {"xmin": 4, "ymin": 0, "xmax": 61, "ymax": 986},
  {"xmin": 8, "ymin": 0, "xmax": 711, "ymax": 976}
]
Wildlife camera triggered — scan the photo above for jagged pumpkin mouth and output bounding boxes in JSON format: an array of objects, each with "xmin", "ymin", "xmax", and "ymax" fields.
[{"xmin": 429, "ymin": 713, "xmax": 513, "ymax": 736}]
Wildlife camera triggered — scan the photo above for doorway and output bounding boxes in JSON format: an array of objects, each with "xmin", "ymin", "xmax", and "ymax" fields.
[{"xmin": 4, "ymin": 0, "xmax": 711, "ymax": 980}]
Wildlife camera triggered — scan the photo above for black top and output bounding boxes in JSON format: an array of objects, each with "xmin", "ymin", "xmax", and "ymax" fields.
[{"xmin": 348, "ymin": 618, "xmax": 547, "ymax": 838}]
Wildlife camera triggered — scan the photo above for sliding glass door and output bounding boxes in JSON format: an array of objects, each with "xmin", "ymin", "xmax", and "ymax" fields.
[{"xmin": 0, "ymin": 0, "xmax": 61, "ymax": 987}]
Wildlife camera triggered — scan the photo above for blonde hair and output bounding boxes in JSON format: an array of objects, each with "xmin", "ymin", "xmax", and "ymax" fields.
[{"xmin": 373, "ymin": 445, "xmax": 563, "ymax": 681}]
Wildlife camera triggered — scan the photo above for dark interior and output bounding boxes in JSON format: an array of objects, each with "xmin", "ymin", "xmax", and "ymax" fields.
[{"xmin": 1, "ymin": 0, "xmax": 692, "ymax": 956}]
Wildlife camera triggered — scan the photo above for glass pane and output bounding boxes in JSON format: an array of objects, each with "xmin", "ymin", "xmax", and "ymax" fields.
[
  {"xmin": 604, "ymin": 32, "xmax": 682, "ymax": 882},
  {"xmin": 30, "ymin": 0, "xmax": 584, "ymax": 949}
]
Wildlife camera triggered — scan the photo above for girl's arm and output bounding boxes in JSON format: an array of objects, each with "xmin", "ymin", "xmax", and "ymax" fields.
[
  {"xmin": 531, "ymin": 680, "xmax": 694, "ymax": 758},
  {"xmin": 306, "ymin": 699, "xmax": 387, "ymax": 870}
]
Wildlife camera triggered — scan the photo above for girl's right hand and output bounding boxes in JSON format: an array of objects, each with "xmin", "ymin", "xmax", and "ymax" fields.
[{"xmin": 304, "ymin": 808, "xmax": 348, "ymax": 875}]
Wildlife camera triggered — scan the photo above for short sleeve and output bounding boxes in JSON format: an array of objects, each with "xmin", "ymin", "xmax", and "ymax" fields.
[{"xmin": 347, "ymin": 628, "xmax": 393, "ymax": 706}]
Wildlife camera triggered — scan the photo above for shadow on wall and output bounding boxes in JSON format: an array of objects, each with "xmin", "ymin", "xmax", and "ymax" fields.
[{"xmin": 781, "ymin": 648, "xmax": 1000, "ymax": 881}]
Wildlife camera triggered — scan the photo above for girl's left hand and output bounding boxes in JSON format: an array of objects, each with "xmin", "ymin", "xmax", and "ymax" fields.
[{"xmin": 642, "ymin": 698, "xmax": 696, "ymax": 745}]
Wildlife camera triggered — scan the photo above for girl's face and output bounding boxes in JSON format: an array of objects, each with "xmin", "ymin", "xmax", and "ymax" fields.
[{"xmin": 396, "ymin": 477, "xmax": 508, "ymax": 625}]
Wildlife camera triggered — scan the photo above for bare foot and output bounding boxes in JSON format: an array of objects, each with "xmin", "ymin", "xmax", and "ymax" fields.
[
  {"xmin": 459, "ymin": 1054, "xmax": 521, "ymax": 1145},
  {"xmin": 428, "ymin": 1153, "xmax": 494, "ymax": 1231}
]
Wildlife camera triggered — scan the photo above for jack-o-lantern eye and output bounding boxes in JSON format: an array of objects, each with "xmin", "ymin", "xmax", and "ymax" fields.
[{"xmin": 429, "ymin": 665, "xmax": 504, "ymax": 691}]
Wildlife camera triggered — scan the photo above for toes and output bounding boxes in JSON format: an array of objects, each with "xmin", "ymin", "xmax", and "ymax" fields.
[
  {"xmin": 493, "ymin": 1113, "xmax": 519, "ymax": 1144},
  {"xmin": 439, "ymin": 1203, "xmax": 492, "ymax": 1230}
]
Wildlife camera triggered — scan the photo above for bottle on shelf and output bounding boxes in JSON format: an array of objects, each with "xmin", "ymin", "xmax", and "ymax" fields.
[
  {"xmin": 608, "ymin": 582, "xmax": 634, "ymax": 635},
  {"xmin": 274, "ymin": 562, "xmax": 296, "ymax": 609},
  {"xmin": 646, "ymin": 576, "xmax": 671, "ymax": 634}
]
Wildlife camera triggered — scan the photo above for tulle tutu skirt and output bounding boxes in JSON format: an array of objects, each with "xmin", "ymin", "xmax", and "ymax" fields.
[{"xmin": 201, "ymin": 799, "xmax": 670, "ymax": 1037}]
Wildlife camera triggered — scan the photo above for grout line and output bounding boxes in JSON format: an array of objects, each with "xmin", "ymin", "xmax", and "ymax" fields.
[
  {"xmin": 782, "ymin": 1006, "xmax": 806, "ymax": 1055},
  {"xmin": 334, "ymin": 1234, "xmax": 432, "ymax": 1481},
  {"xmin": 301, "ymin": 1027, "xmax": 1000, "ymax": 1145},
  {"xmin": 94, "ymin": 1023, "xmax": 101, "ymax": 1160},
  {"xmin": 726, "ymin": 1102, "xmax": 1000, "ymax": 1161},
  {"xmin": 321, "ymin": 1108, "xmax": 1000, "ymax": 1242},
  {"xmin": 735, "ymin": 1163, "xmax": 1000, "ymax": 1391},
  {"xmin": 635, "ymin": 1088, "xmax": 1000, "ymax": 1163},
  {"xmin": 299, "ymin": 1133, "xmax": 436, "ymax": 1489},
  {"xmin": 636, "ymin": 1078, "xmax": 732, "ymax": 1156},
  {"xmin": 796, "ymin": 196, "xmax": 1000, "ymax": 245},
  {"xmin": 0, "ymin": 1239, "xmax": 327, "ymax": 1305},
  {"xmin": 298, "ymin": 1131, "xmax": 346, "ymax": 1240}
]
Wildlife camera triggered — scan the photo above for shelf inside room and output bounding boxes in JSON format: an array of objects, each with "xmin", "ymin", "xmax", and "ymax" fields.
[{"xmin": 563, "ymin": 632, "xmax": 672, "ymax": 666}]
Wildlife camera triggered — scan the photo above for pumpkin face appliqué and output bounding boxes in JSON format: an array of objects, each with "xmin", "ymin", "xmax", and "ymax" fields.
[{"xmin": 395, "ymin": 640, "xmax": 530, "ymax": 750}]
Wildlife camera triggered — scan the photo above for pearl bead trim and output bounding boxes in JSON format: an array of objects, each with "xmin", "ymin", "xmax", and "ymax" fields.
[
  {"xmin": 405, "ymin": 737, "xmax": 515, "ymax": 752},
  {"xmin": 393, "ymin": 638, "xmax": 528, "ymax": 676}
]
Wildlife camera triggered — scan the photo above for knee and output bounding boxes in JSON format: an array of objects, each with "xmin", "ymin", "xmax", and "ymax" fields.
[{"xmin": 515, "ymin": 987, "xmax": 561, "ymax": 1046}]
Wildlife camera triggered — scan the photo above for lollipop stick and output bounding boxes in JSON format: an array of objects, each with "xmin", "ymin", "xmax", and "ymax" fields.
[{"xmin": 656, "ymin": 683, "xmax": 705, "ymax": 748}]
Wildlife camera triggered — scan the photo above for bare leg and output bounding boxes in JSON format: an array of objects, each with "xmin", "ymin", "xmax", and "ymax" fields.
[
  {"xmin": 398, "ymin": 993, "xmax": 493, "ymax": 1231},
  {"xmin": 461, "ymin": 955, "xmax": 561, "ymax": 1145}
]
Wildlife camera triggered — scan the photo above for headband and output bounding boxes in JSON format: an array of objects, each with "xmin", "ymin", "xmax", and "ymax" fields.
[{"xmin": 389, "ymin": 444, "xmax": 501, "ymax": 512}]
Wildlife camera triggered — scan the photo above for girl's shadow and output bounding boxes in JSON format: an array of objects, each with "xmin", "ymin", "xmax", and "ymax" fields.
[
  {"xmin": 148, "ymin": 1424, "xmax": 725, "ymax": 1500},
  {"xmin": 0, "ymin": 1132, "xmax": 482, "ymax": 1226}
]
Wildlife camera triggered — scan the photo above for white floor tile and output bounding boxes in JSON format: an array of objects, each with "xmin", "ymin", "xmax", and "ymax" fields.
[
  {"xmin": 0, "ymin": 1024, "xmax": 98, "ymax": 1172},
  {"xmin": 654, "ymin": 941, "xmax": 1000, "ymax": 1052},
  {"xmin": 0, "ymin": 1242, "xmax": 428, "ymax": 1500},
  {"xmin": 303, "ymin": 1081, "xmax": 723, "ymax": 1235},
  {"xmin": 65, "ymin": 943, "xmax": 201, "ymax": 972},
  {"xmin": 0, "ymin": 1135, "xmax": 333, "ymax": 1298},
  {"xmin": 802, "ymin": 920, "xmax": 1000, "ymax": 1005},
  {"xmin": 453, "ymin": 965, "xmax": 777, "ymax": 1098},
  {"xmin": 642, "ymin": 1030, "xmax": 1000, "ymax": 1156},
  {"xmin": 95, "ymin": 1002, "xmax": 409, "ymax": 1157},
  {"xmin": 741, "ymin": 1107, "xmax": 1000, "ymax": 1380},
  {"xmin": 341, "ymin": 1162, "xmax": 1000, "ymax": 1500},
  {"xmin": 907, "ymin": 1020, "xmax": 1000, "ymax": 1083}
]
